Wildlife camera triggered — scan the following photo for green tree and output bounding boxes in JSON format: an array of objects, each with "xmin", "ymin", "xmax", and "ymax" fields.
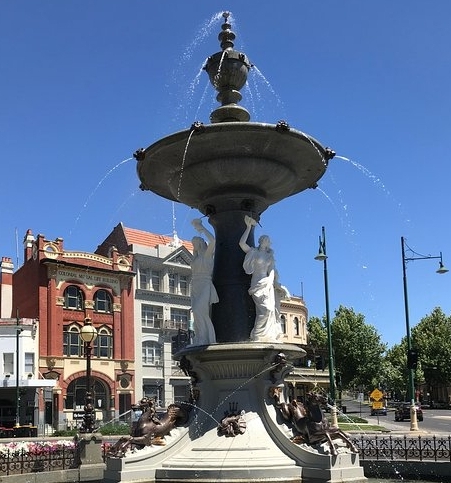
[
  {"xmin": 411, "ymin": 307, "xmax": 451, "ymax": 403},
  {"xmin": 331, "ymin": 306, "xmax": 387, "ymax": 391},
  {"xmin": 385, "ymin": 342, "xmax": 408, "ymax": 399},
  {"xmin": 307, "ymin": 316, "xmax": 327, "ymax": 351}
]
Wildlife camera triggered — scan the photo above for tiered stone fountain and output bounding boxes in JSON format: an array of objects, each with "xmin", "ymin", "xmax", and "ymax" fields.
[{"xmin": 104, "ymin": 12, "xmax": 365, "ymax": 483}]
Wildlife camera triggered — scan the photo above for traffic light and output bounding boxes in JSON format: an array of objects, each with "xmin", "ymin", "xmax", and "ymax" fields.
[
  {"xmin": 407, "ymin": 348, "xmax": 419, "ymax": 369},
  {"xmin": 172, "ymin": 329, "xmax": 190, "ymax": 354},
  {"xmin": 335, "ymin": 372, "xmax": 342, "ymax": 389},
  {"xmin": 314, "ymin": 355, "xmax": 323, "ymax": 370}
]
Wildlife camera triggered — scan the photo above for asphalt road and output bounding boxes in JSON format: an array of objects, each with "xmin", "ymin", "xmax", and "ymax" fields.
[{"xmin": 341, "ymin": 397, "xmax": 451, "ymax": 434}]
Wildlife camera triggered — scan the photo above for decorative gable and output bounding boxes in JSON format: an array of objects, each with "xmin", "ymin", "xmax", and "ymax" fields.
[{"xmin": 163, "ymin": 248, "xmax": 193, "ymax": 267}]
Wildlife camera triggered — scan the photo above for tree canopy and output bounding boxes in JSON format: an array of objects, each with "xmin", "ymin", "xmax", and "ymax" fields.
[
  {"xmin": 331, "ymin": 306, "xmax": 387, "ymax": 390},
  {"xmin": 307, "ymin": 305, "xmax": 451, "ymax": 400}
]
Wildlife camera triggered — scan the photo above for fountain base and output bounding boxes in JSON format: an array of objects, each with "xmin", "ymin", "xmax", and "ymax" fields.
[{"xmin": 104, "ymin": 344, "xmax": 366, "ymax": 483}]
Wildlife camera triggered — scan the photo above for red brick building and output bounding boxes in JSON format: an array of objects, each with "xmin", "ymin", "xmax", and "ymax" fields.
[{"xmin": 11, "ymin": 229, "xmax": 135, "ymax": 431}]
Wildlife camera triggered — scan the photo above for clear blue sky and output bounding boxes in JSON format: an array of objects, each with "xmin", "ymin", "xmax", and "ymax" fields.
[{"xmin": 2, "ymin": 1, "xmax": 450, "ymax": 348}]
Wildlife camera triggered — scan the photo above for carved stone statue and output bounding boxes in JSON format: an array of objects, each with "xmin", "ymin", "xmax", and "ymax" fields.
[
  {"xmin": 190, "ymin": 218, "xmax": 218, "ymax": 345},
  {"xmin": 239, "ymin": 215, "xmax": 282, "ymax": 342}
]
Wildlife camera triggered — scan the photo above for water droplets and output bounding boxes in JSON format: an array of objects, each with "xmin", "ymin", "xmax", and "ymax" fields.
[
  {"xmin": 336, "ymin": 155, "xmax": 391, "ymax": 195},
  {"xmin": 70, "ymin": 157, "xmax": 133, "ymax": 237},
  {"xmin": 176, "ymin": 129, "xmax": 196, "ymax": 200}
]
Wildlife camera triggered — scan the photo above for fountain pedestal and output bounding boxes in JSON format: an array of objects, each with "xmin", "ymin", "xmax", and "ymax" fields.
[{"xmin": 104, "ymin": 344, "xmax": 365, "ymax": 483}]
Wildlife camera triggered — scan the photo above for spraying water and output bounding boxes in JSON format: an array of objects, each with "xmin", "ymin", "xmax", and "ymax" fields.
[{"xmin": 69, "ymin": 157, "xmax": 133, "ymax": 237}]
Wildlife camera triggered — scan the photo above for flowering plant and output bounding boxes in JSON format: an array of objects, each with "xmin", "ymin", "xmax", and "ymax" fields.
[{"xmin": 0, "ymin": 440, "xmax": 76, "ymax": 457}]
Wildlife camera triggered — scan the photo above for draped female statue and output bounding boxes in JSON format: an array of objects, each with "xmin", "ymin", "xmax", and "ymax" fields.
[
  {"xmin": 239, "ymin": 215, "xmax": 282, "ymax": 342},
  {"xmin": 190, "ymin": 218, "xmax": 218, "ymax": 345}
]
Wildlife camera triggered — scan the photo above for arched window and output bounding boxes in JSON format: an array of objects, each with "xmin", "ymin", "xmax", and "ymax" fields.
[
  {"xmin": 66, "ymin": 377, "xmax": 108, "ymax": 411},
  {"xmin": 142, "ymin": 341, "xmax": 162, "ymax": 365},
  {"xmin": 64, "ymin": 285, "xmax": 84, "ymax": 310},
  {"xmin": 63, "ymin": 324, "xmax": 82, "ymax": 356},
  {"xmin": 280, "ymin": 314, "xmax": 286, "ymax": 334},
  {"xmin": 94, "ymin": 289, "xmax": 112, "ymax": 313},
  {"xmin": 294, "ymin": 317, "xmax": 300, "ymax": 336},
  {"xmin": 93, "ymin": 326, "xmax": 113, "ymax": 358}
]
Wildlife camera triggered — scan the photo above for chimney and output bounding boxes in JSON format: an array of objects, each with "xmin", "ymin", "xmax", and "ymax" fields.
[
  {"xmin": 0, "ymin": 257, "xmax": 14, "ymax": 318},
  {"xmin": 23, "ymin": 229, "xmax": 35, "ymax": 262}
]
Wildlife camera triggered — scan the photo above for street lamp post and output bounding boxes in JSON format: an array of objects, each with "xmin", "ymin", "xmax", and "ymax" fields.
[
  {"xmin": 79, "ymin": 317, "xmax": 98, "ymax": 433},
  {"xmin": 401, "ymin": 236, "xmax": 448, "ymax": 431},
  {"xmin": 314, "ymin": 226, "xmax": 338, "ymax": 426},
  {"xmin": 15, "ymin": 311, "xmax": 23, "ymax": 427}
]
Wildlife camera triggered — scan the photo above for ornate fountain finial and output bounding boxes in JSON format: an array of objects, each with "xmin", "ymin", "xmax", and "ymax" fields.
[
  {"xmin": 218, "ymin": 12, "xmax": 235, "ymax": 51},
  {"xmin": 204, "ymin": 12, "xmax": 251, "ymax": 123}
]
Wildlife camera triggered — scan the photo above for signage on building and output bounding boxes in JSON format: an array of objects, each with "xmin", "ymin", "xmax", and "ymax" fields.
[{"xmin": 56, "ymin": 268, "xmax": 120, "ymax": 292}]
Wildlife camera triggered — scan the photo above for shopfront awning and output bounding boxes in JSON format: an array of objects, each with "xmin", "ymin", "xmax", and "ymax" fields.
[{"xmin": 2, "ymin": 378, "xmax": 57, "ymax": 388}]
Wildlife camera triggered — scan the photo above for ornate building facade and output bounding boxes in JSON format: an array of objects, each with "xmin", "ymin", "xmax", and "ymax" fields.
[
  {"xmin": 96, "ymin": 223, "xmax": 193, "ymax": 408},
  {"xmin": 9, "ymin": 230, "xmax": 135, "ymax": 431}
]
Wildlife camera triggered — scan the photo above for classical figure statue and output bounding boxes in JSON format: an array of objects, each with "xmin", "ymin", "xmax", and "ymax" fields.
[
  {"xmin": 239, "ymin": 215, "xmax": 282, "ymax": 342},
  {"xmin": 190, "ymin": 218, "xmax": 218, "ymax": 345}
]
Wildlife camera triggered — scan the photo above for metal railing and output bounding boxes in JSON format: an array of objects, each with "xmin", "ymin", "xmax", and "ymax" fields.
[
  {"xmin": 351, "ymin": 434, "xmax": 451, "ymax": 461},
  {"xmin": 0, "ymin": 441, "xmax": 80, "ymax": 475}
]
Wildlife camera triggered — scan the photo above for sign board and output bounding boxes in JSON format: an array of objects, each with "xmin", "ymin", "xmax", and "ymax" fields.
[
  {"xmin": 370, "ymin": 388, "xmax": 383, "ymax": 401},
  {"xmin": 357, "ymin": 392, "xmax": 364, "ymax": 403},
  {"xmin": 372, "ymin": 401, "xmax": 384, "ymax": 410}
]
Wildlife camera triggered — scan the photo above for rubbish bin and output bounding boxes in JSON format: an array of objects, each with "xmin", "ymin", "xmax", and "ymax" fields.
[{"xmin": 341, "ymin": 405, "xmax": 347, "ymax": 414}]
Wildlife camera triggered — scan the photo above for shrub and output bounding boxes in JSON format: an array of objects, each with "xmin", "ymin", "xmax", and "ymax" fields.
[{"xmin": 98, "ymin": 423, "xmax": 130, "ymax": 435}]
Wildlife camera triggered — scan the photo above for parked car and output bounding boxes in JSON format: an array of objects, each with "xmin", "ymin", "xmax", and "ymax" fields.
[
  {"xmin": 394, "ymin": 402, "xmax": 423, "ymax": 422},
  {"xmin": 370, "ymin": 405, "xmax": 387, "ymax": 416}
]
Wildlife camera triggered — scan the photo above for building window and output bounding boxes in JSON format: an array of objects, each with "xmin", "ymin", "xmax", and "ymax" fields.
[
  {"xmin": 25, "ymin": 353, "xmax": 34, "ymax": 374},
  {"xmin": 140, "ymin": 269, "xmax": 161, "ymax": 291},
  {"xmin": 63, "ymin": 324, "xmax": 82, "ymax": 356},
  {"xmin": 141, "ymin": 305, "xmax": 163, "ymax": 328},
  {"xmin": 143, "ymin": 384, "xmax": 163, "ymax": 406},
  {"xmin": 142, "ymin": 341, "xmax": 162, "ymax": 365},
  {"xmin": 94, "ymin": 289, "xmax": 112, "ymax": 313},
  {"xmin": 66, "ymin": 378, "xmax": 107, "ymax": 411},
  {"xmin": 93, "ymin": 326, "xmax": 113, "ymax": 358},
  {"xmin": 280, "ymin": 315, "xmax": 286, "ymax": 334},
  {"xmin": 169, "ymin": 308, "xmax": 189, "ymax": 330},
  {"xmin": 3, "ymin": 353, "xmax": 14, "ymax": 375},
  {"xmin": 294, "ymin": 317, "xmax": 300, "ymax": 336},
  {"xmin": 64, "ymin": 285, "xmax": 84, "ymax": 310},
  {"xmin": 168, "ymin": 273, "xmax": 176, "ymax": 294},
  {"xmin": 174, "ymin": 385, "xmax": 190, "ymax": 404},
  {"xmin": 167, "ymin": 273, "xmax": 189, "ymax": 295},
  {"xmin": 139, "ymin": 269, "xmax": 150, "ymax": 290},
  {"xmin": 179, "ymin": 275, "xmax": 189, "ymax": 296}
]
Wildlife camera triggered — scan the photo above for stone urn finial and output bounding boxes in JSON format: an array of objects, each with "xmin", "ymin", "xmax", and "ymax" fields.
[{"xmin": 204, "ymin": 12, "xmax": 252, "ymax": 123}]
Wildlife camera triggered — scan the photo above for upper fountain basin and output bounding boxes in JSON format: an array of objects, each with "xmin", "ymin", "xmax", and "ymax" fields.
[{"xmin": 137, "ymin": 121, "xmax": 330, "ymax": 215}]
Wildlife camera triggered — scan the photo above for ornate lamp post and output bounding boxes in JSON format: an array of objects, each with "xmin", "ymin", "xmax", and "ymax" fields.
[
  {"xmin": 79, "ymin": 317, "xmax": 98, "ymax": 433},
  {"xmin": 15, "ymin": 311, "xmax": 23, "ymax": 427},
  {"xmin": 401, "ymin": 236, "xmax": 448, "ymax": 431},
  {"xmin": 314, "ymin": 226, "xmax": 338, "ymax": 426}
]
